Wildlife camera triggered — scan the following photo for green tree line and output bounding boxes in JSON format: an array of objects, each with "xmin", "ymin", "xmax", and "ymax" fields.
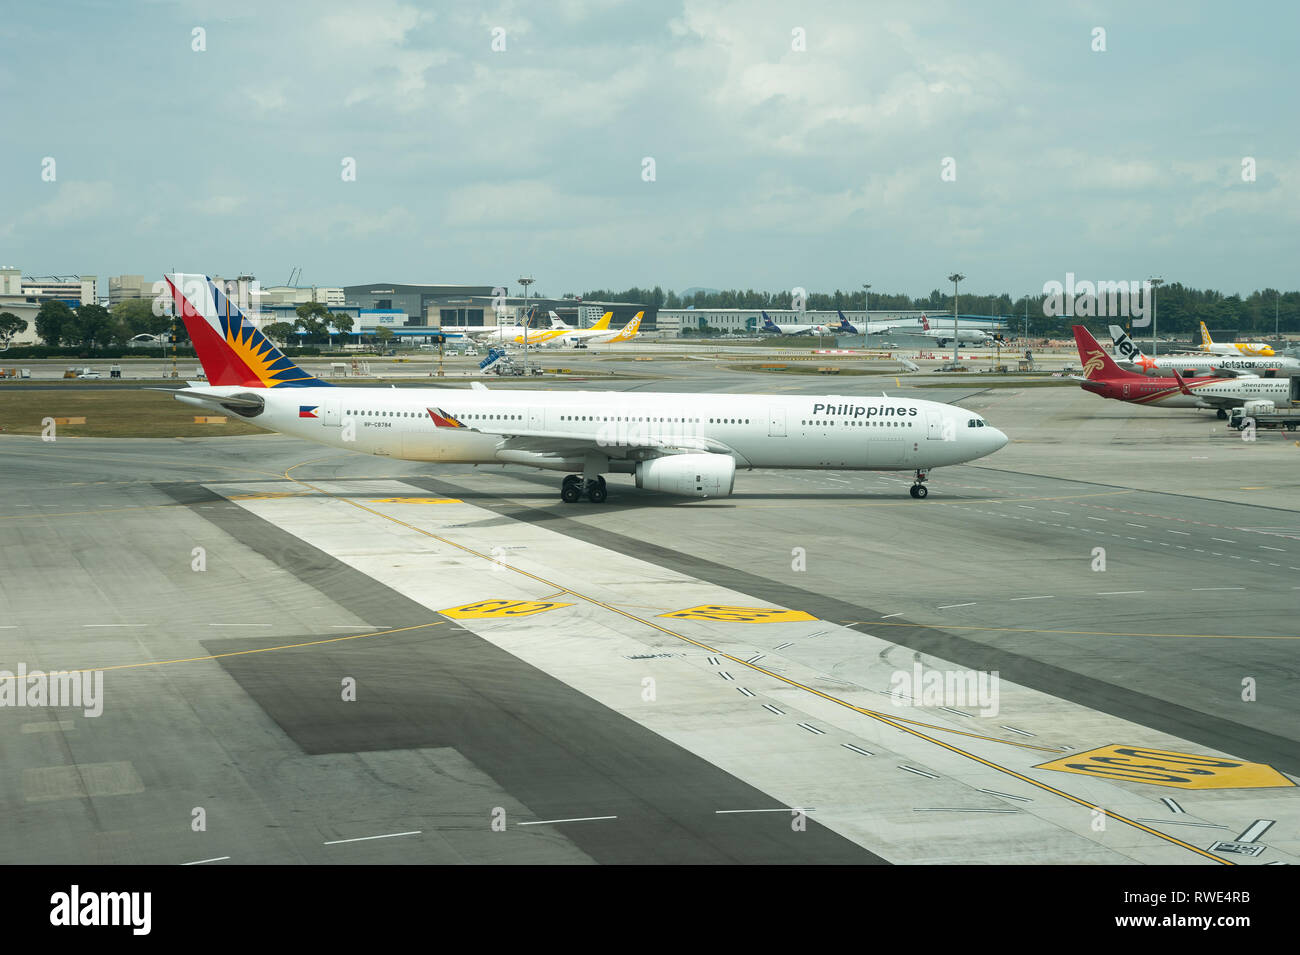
[{"xmin": 580, "ymin": 283, "xmax": 1300, "ymax": 338}]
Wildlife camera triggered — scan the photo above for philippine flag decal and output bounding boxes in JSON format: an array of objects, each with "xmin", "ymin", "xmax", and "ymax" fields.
[{"xmin": 299, "ymin": 405, "xmax": 319, "ymax": 418}]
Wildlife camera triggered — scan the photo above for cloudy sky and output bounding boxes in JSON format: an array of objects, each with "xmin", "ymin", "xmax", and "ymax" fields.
[{"xmin": 3, "ymin": 1, "xmax": 1296, "ymax": 299}]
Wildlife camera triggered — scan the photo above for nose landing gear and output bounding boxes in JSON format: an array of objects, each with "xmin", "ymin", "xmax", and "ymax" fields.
[
  {"xmin": 909, "ymin": 469, "xmax": 930, "ymax": 499},
  {"xmin": 561, "ymin": 474, "xmax": 607, "ymax": 503}
]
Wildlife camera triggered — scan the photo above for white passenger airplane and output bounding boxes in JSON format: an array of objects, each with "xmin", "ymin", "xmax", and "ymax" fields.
[
  {"xmin": 915, "ymin": 315, "xmax": 994, "ymax": 347},
  {"xmin": 163, "ymin": 274, "xmax": 1008, "ymax": 502},
  {"xmin": 1108, "ymin": 325, "xmax": 1300, "ymax": 378},
  {"xmin": 761, "ymin": 311, "xmax": 835, "ymax": 336}
]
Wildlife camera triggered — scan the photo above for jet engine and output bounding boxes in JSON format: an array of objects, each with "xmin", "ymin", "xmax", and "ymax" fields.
[{"xmin": 635, "ymin": 453, "xmax": 735, "ymax": 498}]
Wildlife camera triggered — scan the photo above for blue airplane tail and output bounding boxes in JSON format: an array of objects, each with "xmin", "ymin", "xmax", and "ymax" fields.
[{"xmin": 836, "ymin": 310, "xmax": 858, "ymax": 334}]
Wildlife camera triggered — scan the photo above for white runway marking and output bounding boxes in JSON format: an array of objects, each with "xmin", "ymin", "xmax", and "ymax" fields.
[
  {"xmin": 1010, "ymin": 595, "xmax": 1054, "ymax": 601},
  {"xmin": 715, "ymin": 808, "xmax": 812, "ymax": 814},
  {"xmin": 518, "ymin": 816, "xmax": 617, "ymax": 826},
  {"xmin": 324, "ymin": 830, "xmax": 422, "ymax": 844},
  {"xmin": 1096, "ymin": 591, "xmax": 1145, "ymax": 595},
  {"xmin": 938, "ymin": 602, "xmax": 975, "ymax": 609},
  {"xmin": 913, "ymin": 807, "xmax": 1020, "ymax": 814},
  {"xmin": 1236, "ymin": 819, "xmax": 1275, "ymax": 843},
  {"xmin": 181, "ymin": 856, "xmax": 231, "ymax": 865}
]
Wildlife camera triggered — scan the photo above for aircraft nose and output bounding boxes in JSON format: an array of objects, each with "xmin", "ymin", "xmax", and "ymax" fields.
[{"xmin": 988, "ymin": 427, "xmax": 1009, "ymax": 452}]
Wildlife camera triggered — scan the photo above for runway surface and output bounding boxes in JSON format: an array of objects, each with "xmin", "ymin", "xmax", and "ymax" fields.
[{"xmin": 0, "ymin": 373, "xmax": 1296, "ymax": 863}]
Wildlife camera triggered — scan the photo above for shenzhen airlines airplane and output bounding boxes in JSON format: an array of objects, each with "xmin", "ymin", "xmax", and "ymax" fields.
[
  {"xmin": 1197, "ymin": 321, "xmax": 1275, "ymax": 357},
  {"xmin": 162, "ymin": 274, "xmax": 1008, "ymax": 502},
  {"xmin": 1108, "ymin": 325, "xmax": 1300, "ymax": 378},
  {"xmin": 1073, "ymin": 326, "xmax": 1291, "ymax": 417}
]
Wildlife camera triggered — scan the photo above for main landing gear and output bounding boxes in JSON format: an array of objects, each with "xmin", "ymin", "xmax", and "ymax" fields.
[
  {"xmin": 1216, "ymin": 408, "xmax": 1228, "ymax": 420},
  {"xmin": 909, "ymin": 469, "xmax": 930, "ymax": 499},
  {"xmin": 561, "ymin": 474, "xmax": 607, "ymax": 504}
]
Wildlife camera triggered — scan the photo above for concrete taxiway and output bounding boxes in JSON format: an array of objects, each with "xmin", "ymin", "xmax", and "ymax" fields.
[{"xmin": 0, "ymin": 371, "xmax": 1296, "ymax": 864}]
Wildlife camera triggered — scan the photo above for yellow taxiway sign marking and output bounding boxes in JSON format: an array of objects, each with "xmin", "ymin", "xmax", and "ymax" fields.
[
  {"xmin": 1035, "ymin": 744, "xmax": 1296, "ymax": 790},
  {"xmin": 659, "ymin": 605, "xmax": 818, "ymax": 623},
  {"xmin": 441, "ymin": 599, "xmax": 573, "ymax": 619}
]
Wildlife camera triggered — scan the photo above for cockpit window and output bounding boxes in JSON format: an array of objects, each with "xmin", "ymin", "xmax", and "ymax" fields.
[{"xmin": 967, "ymin": 418, "xmax": 987, "ymax": 428}]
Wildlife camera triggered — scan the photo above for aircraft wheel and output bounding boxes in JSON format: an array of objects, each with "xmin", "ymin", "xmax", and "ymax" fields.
[
  {"xmin": 1216, "ymin": 408, "xmax": 1227, "ymax": 420},
  {"xmin": 587, "ymin": 481, "xmax": 608, "ymax": 504},
  {"xmin": 561, "ymin": 483, "xmax": 582, "ymax": 504}
]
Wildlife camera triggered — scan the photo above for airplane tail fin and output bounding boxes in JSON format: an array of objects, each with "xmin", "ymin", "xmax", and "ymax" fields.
[
  {"xmin": 608, "ymin": 312, "xmax": 642, "ymax": 342},
  {"xmin": 591, "ymin": 311, "xmax": 613, "ymax": 331},
  {"xmin": 549, "ymin": 311, "xmax": 570, "ymax": 329},
  {"xmin": 761, "ymin": 311, "xmax": 778, "ymax": 330},
  {"xmin": 1200, "ymin": 321, "xmax": 1214, "ymax": 349},
  {"xmin": 920, "ymin": 314, "xmax": 930, "ymax": 331},
  {"xmin": 836, "ymin": 310, "xmax": 858, "ymax": 333},
  {"xmin": 165, "ymin": 274, "xmax": 329, "ymax": 388},
  {"xmin": 1073, "ymin": 325, "xmax": 1139, "ymax": 380},
  {"xmin": 1108, "ymin": 324, "xmax": 1147, "ymax": 363}
]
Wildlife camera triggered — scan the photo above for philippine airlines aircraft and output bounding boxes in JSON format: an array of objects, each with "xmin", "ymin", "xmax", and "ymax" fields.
[
  {"xmin": 1073, "ymin": 326, "xmax": 1291, "ymax": 416},
  {"xmin": 761, "ymin": 311, "xmax": 834, "ymax": 336},
  {"xmin": 916, "ymin": 315, "xmax": 994, "ymax": 347},
  {"xmin": 162, "ymin": 274, "xmax": 1008, "ymax": 501},
  {"xmin": 1197, "ymin": 321, "xmax": 1275, "ymax": 357},
  {"xmin": 1108, "ymin": 325, "xmax": 1300, "ymax": 378}
]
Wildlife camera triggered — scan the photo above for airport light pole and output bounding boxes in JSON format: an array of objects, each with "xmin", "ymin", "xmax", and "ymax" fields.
[
  {"xmin": 519, "ymin": 275, "xmax": 534, "ymax": 376},
  {"xmin": 1148, "ymin": 277, "xmax": 1163, "ymax": 357},
  {"xmin": 948, "ymin": 273, "xmax": 964, "ymax": 365},
  {"xmin": 863, "ymin": 282, "xmax": 871, "ymax": 343}
]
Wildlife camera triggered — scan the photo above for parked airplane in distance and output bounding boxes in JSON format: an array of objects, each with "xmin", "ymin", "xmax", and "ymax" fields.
[
  {"xmin": 761, "ymin": 311, "xmax": 834, "ymax": 336},
  {"xmin": 1073, "ymin": 325, "xmax": 1292, "ymax": 418},
  {"xmin": 1108, "ymin": 325, "xmax": 1300, "ymax": 378},
  {"xmin": 1198, "ymin": 321, "xmax": 1275, "ymax": 357},
  {"xmin": 917, "ymin": 314, "xmax": 994, "ymax": 347},
  {"xmin": 163, "ymin": 273, "xmax": 1008, "ymax": 502},
  {"xmin": 547, "ymin": 311, "xmax": 643, "ymax": 346},
  {"xmin": 835, "ymin": 310, "xmax": 899, "ymax": 336}
]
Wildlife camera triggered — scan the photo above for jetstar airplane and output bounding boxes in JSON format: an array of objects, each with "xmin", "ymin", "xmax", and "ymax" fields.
[
  {"xmin": 161, "ymin": 274, "xmax": 1008, "ymax": 502},
  {"xmin": 1073, "ymin": 325, "xmax": 1291, "ymax": 418},
  {"xmin": 761, "ymin": 311, "xmax": 834, "ymax": 336},
  {"xmin": 1108, "ymin": 325, "xmax": 1300, "ymax": 378},
  {"xmin": 1198, "ymin": 321, "xmax": 1275, "ymax": 357}
]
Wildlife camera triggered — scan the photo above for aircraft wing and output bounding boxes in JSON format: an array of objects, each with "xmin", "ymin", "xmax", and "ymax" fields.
[{"xmin": 429, "ymin": 412, "xmax": 739, "ymax": 461}]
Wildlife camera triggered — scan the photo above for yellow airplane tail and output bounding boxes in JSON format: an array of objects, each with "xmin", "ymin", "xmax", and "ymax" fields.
[
  {"xmin": 608, "ymin": 312, "xmax": 643, "ymax": 343},
  {"xmin": 591, "ymin": 311, "xmax": 612, "ymax": 331},
  {"xmin": 1200, "ymin": 321, "xmax": 1214, "ymax": 349}
]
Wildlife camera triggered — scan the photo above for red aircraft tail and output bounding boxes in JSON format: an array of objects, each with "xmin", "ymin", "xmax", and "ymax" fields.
[{"xmin": 1072, "ymin": 325, "xmax": 1144, "ymax": 381}]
